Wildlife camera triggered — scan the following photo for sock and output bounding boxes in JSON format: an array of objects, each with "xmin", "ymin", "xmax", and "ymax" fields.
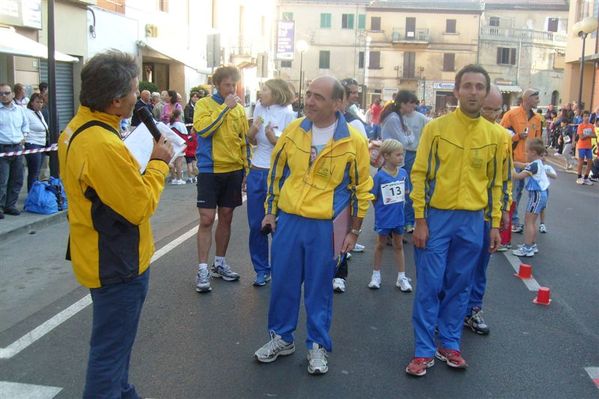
[
  {"xmin": 584, "ymin": 174, "xmax": 589, "ymax": 179},
  {"xmin": 215, "ymin": 256, "xmax": 225, "ymax": 266},
  {"xmin": 398, "ymin": 272, "xmax": 406, "ymax": 279},
  {"xmin": 578, "ymin": 174, "xmax": 582, "ymax": 178},
  {"xmin": 372, "ymin": 270, "xmax": 381, "ymax": 277},
  {"xmin": 198, "ymin": 263, "xmax": 208, "ymax": 271}
]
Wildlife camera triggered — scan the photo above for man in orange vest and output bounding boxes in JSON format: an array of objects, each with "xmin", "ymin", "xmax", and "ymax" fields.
[{"xmin": 500, "ymin": 89, "xmax": 542, "ymax": 233}]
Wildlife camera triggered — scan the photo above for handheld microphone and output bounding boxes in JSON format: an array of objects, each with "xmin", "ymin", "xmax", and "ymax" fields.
[{"xmin": 134, "ymin": 107, "xmax": 162, "ymax": 142}]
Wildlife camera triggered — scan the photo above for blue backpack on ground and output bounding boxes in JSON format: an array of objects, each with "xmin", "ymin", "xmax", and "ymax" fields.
[{"xmin": 24, "ymin": 177, "xmax": 68, "ymax": 214}]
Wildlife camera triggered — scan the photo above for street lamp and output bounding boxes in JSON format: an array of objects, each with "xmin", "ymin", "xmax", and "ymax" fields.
[
  {"xmin": 574, "ymin": 17, "xmax": 599, "ymax": 110},
  {"xmin": 296, "ymin": 39, "xmax": 309, "ymax": 112}
]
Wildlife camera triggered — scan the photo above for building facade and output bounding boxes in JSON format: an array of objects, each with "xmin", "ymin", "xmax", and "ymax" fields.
[
  {"xmin": 563, "ymin": 0, "xmax": 599, "ymax": 112},
  {"xmin": 480, "ymin": 0, "xmax": 568, "ymax": 109}
]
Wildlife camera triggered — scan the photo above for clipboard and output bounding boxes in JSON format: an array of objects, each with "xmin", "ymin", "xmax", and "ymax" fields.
[{"xmin": 332, "ymin": 206, "xmax": 351, "ymax": 259}]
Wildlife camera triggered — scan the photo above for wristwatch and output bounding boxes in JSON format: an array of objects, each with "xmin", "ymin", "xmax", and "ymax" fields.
[{"xmin": 350, "ymin": 228, "xmax": 362, "ymax": 236}]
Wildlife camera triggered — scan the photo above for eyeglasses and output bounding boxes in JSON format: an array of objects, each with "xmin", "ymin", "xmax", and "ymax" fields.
[{"xmin": 0, "ymin": 91, "xmax": 12, "ymax": 96}]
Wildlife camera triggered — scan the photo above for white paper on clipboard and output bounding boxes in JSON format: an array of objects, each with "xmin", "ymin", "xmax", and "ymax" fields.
[
  {"xmin": 123, "ymin": 124, "xmax": 154, "ymax": 173},
  {"xmin": 156, "ymin": 122, "xmax": 187, "ymax": 164}
]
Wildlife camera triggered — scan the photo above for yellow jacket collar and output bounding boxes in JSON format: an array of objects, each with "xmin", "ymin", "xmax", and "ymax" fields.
[
  {"xmin": 77, "ymin": 106, "xmax": 122, "ymax": 131},
  {"xmin": 455, "ymin": 107, "xmax": 482, "ymax": 126}
]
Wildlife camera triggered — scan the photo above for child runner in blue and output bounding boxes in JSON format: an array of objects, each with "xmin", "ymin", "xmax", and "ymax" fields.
[
  {"xmin": 368, "ymin": 139, "xmax": 413, "ymax": 292},
  {"xmin": 512, "ymin": 138, "xmax": 550, "ymax": 257}
]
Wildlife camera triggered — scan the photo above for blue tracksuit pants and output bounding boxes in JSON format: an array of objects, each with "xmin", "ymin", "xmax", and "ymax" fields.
[
  {"xmin": 246, "ymin": 168, "xmax": 270, "ymax": 275},
  {"xmin": 412, "ymin": 209, "xmax": 484, "ymax": 357},
  {"xmin": 403, "ymin": 150, "xmax": 417, "ymax": 226},
  {"xmin": 84, "ymin": 269, "xmax": 149, "ymax": 399},
  {"xmin": 468, "ymin": 221, "xmax": 491, "ymax": 311},
  {"xmin": 268, "ymin": 212, "xmax": 337, "ymax": 351}
]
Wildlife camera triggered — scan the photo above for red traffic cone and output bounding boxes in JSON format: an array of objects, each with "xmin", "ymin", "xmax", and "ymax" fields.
[
  {"xmin": 533, "ymin": 287, "xmax": 552, "ymax": 305},
  {"xmin": 514, "ymin": 263, "xmax": 532, "ymax": 279}
]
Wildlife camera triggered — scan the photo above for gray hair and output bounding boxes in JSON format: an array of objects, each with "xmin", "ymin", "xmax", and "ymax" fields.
[{"xmin": 79, "ymin": 49, "xmax": 139, "ymax": 112}]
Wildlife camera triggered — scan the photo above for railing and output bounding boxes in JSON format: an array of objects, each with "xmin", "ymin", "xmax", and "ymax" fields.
[
  {"xmin": 391, "ymin": 28, "xmax": 430, "ymax": 43},
  {"xmin": 480, "ymin": 26, "xmax": 567, "ymax": 44}
]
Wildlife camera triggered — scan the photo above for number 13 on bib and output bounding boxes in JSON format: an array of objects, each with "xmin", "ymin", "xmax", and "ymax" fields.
[{"xmin": 381, "ymin": 181, "xmax": 405, "ymax": 204}]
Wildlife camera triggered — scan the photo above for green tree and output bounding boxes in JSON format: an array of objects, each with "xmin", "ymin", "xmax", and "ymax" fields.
[{"xmin": 139, "ymin": 80, "xmax": 159, "ymax": 93}]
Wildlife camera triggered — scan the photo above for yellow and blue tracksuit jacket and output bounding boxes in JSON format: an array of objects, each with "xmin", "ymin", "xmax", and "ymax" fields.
[
  {"xmin": 58, "ymin": 106, "xmax": 169, "ymax": 288},
  {"xmin": 410, "ymin": 108, "xmax": 503, "ymax": 228},
  {"xmin": 499, "ymin": 125, "xmax": 513, "ymax": 212},
  {"xmin": 265, "ymin": 113, "xmax": 374, "ymax": 220},
  {"xmin": 193, "ymin": 93, "xmax": 250, "ymax": 174}
]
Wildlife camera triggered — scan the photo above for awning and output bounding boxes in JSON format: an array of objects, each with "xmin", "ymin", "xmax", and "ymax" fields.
[
  {"xmin": 0, "ymin": 27, "xmax": 79, "ymax": 63},
  {"xmin": 136, "ymin": 40, "xmax": 210, "ymax": 75},
  {"xmin": 497, "ymin": 85, "xmax": 522, "ymax": 93}
]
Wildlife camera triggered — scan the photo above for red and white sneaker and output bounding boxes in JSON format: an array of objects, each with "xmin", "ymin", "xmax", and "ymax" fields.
[
  {"xmin": 435, "ymin": 348, "xmax": 468, "ymax": 368},
  {"xmin": 405, "ymin": 357, "xmax": 435, "ymax": 377}
]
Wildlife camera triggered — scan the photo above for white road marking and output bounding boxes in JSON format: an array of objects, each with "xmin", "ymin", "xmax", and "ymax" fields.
[
  {"xmin": 0, "ymin": 381, "xmax": 62, "ymax": 398},
  {"xmin": 584, "ymin": 367, "xmax": 599, "ymax": 389},
  {"xmin": 0, "ymin": 194, "xmax": 248, "ymax": 360},
  {"xmin": 501, "ymin": 252, "xmax": 541, "ymax": 292}
]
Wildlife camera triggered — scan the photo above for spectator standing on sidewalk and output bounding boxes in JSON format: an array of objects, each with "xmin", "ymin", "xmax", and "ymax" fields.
[
  {"xmin": 193, "ymin": 66, "xmax": 249, "ymax": 293},
  {"xmin": 406, "ymin": 65, "xmax": 502, "ymax": 377},
  {"xmin": 131, "ymin": 90, "xmax": 153, "ymax": 128},
  {"xmin": 58, "ymin": 49, "xmax": 173, "ymax": 398},
  {"xmin": 13, "ymin": 83, "xmax": 29, "ymax": 107},
  {"xmin": 500, "ymin": 88, "xmax": 542, "ymax": 234},
  {"xmin": 184, "ymin": 90, "xmax": 200, "ymax": 129},
  {"xmin": 575, "ymin": 110, "xmax": 596, "ymax": 185},
  {"xmin": 24, "ymin": 93, "xmax": 49, "ymax": 191},
  {"xmin": 369, "ymin": 98, "xmax": 383, "ymax": 139},
  {"xmin": 0, "ymin": 83, "xmax": 28, "ymax": 219}
]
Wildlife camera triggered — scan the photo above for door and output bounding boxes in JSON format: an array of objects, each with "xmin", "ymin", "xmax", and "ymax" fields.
[
  {"xmin": 406, "ymin": 17, "xmax": 416, "ymax": 39},
  {"xmin": 39, "ymin": 61, "xmax": 74, "ymax": 131}
]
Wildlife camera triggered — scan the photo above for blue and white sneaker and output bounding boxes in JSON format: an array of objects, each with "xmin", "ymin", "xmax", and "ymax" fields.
[
  {"xmin": 253, "ymin": 272, "xmax": 271, "ymax": 287},
  {"xmin": 195, "ymin": 267, "xmax": 212, "ymax": 293},
  {"xmin": 211, "ymin": 263, "xmax": 240, "ymax": 281},
  {"xmin": 517, "ymin": 243, "xmax": 539, "ymax": 253},
  {"xmin": 513, "ymin": 245, "xmax": 534, "ymax": 257}
]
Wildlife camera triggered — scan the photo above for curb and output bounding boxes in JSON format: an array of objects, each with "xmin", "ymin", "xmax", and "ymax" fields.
[{"xmin": 0, "ymin": 211, "xmax": 67, "ymax": 242}]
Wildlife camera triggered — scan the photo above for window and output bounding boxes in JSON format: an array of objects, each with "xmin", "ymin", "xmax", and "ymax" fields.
[
  {"xmin": 371, "ymin": 16, "xmax": 381, "ymax": 31},
  {"xmin": 369, "ymin": 51, "xmax": 381, "ymax": 69},
  {"xmin": 547, "ymin": 18, "xmax": 559, "ymax": 32},
  {"xmin": 403, "ymin": 51, "xmax": 415, "ymax": 78},
  {"xmin": 159, "ymin": 0, "xmax": 169, "ymax": 12},
  {"xmin": 497, "ymin": 47, "xmax": 517, "ymax": 65},
  {"xmin": 358, "ymin": 14, "xmax": 366, "ymax": 30},
  {"xmin": 319, "ymin": 51, "xmax": 331, "ymax": 69},
  {"xmin": 342, "ymin": 14, "xmax": 354, "ymax": 29},
  {"xmin": 281, "ymin": 60, "xmax": 292, "ymax": 68},
  {"xmin": 282, "ymin": 12, "xmax": 293, "ymax": 21},
  {"xmin": 359, "ymin": 51, "xmax": 364, "ymax": 68},
  {"xmin": 320, "ymin": 13, "xmax": 332, "ymax": 28},
  {"xmin": 446, "ymin": 19, "xmax": 456, "ymax": 33},
  {"xmin": 489, "ymin": 16, "xmax": 500, "ymax": 27},
  {"xmin": 443, "ymin": 53, "xmax": 455, "ymax": 71}
]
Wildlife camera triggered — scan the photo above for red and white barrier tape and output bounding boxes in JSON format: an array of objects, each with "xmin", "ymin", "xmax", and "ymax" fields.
[{"xmin": 0, "ymin": 143, "xmax": 58, "ymax": 158}]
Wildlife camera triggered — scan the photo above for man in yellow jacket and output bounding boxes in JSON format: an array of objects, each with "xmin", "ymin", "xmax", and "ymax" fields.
[
  {"xmin": 464, "ymin": 85, "xmax": 513, "ymax": 336},
  {"xmin": 406, "ymin": 65, "xmax": 502, "ymax": 377},
  {"xmin": 193, "ymin": 66, "xmax": 250, "ymax": 292},
  {"xmin": 58, "ymin": 50, "xmax": 173, "ymax": 398},
  {"xmin": 254, "ymin": 76, "xmax": 373, "ymax": 375}
]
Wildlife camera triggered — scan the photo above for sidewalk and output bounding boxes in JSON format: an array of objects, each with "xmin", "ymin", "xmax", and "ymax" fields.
[{"xmin": 0, "ymin": 187, "xmax": 66, "ymax": 242}]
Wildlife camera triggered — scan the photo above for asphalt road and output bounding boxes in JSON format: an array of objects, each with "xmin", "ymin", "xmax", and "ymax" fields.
[{"xmin": 0, "ymin": 164, "xmax": 598, "ymax": 399}]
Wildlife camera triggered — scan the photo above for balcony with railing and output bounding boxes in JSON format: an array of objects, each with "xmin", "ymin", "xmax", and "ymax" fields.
[
  {"xmin": 391, "ymin": 28, "xmax": 430, "ymax": 44},
  {"xmin": 480, "ymin": 26, "xmax": 567, "ymax": 45}
]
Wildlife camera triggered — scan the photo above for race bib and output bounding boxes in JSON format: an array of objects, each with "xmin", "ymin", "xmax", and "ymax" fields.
[{"xmin": 381, "ymin": 181, "xmax": 405, "ymax": 204}]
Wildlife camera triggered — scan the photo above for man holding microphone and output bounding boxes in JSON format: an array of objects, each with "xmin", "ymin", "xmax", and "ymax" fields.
[
  {"xmin": 58, "ymin": 50, "xmax": 173, "ymax": 398},
  {"xmin": 193, "ymin": 66, "xmax": 250, "ymax": 292}
]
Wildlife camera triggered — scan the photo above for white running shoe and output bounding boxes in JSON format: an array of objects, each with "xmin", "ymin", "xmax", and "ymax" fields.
[
  {"xmin": 583, "ymin": 178, "xmax": 594, "ymax": 186},
  {"xmin": 333, "ymin": 278, "xmax": 346, "ymax": 293},
  {"xmin": 513, "ymin": 245, "xmax": 534, "ymax": 257},
  {"xmin": 539, "ymin": 223, "xmax": 547, "ymax": 233},
  {"xmin": 307, "ymin": 343, "xmax": 328, "ymax": 375},
  {"xmin": 255, "ymin": 331, "xmax": 295, "ymax": 363},
  {"xmin": 396, "ymin": 276, "xmax": 413, "ymax": 292},
  {"xmin": 368, "ymin": 272, "xmax": 381, "ymax": 289},
  {"xmin": 352, "ymin": 243, "xmax": 365, "ymax": 253},
  {"xmin": 195, "ymin": 266, "xmax": 212, "ymax": 293},
  {"xmin": 576, "ymin": 178, "xmax": 584, "ymax": 185}
]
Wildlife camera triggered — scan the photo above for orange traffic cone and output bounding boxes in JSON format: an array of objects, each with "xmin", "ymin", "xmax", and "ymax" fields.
[
  {"xmin": 533, "ymin": 287, "xmax": 552, "ymax": 305},
  {"xmin": 514, "ymin": 263, "xmax": 532, "ymax": 279}
]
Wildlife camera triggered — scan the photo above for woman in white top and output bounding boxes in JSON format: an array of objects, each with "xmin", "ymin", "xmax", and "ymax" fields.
[
  {"xmin": 381, "ymin": 90, "xmax": 429, "ymax": 232},
  {"xmin": 246, "ymin": 79, "xmax": 296, "ymax": 286},
  {"xmin": 24, "ymin": 93, "xmax": 48, "ymax": 191}
]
